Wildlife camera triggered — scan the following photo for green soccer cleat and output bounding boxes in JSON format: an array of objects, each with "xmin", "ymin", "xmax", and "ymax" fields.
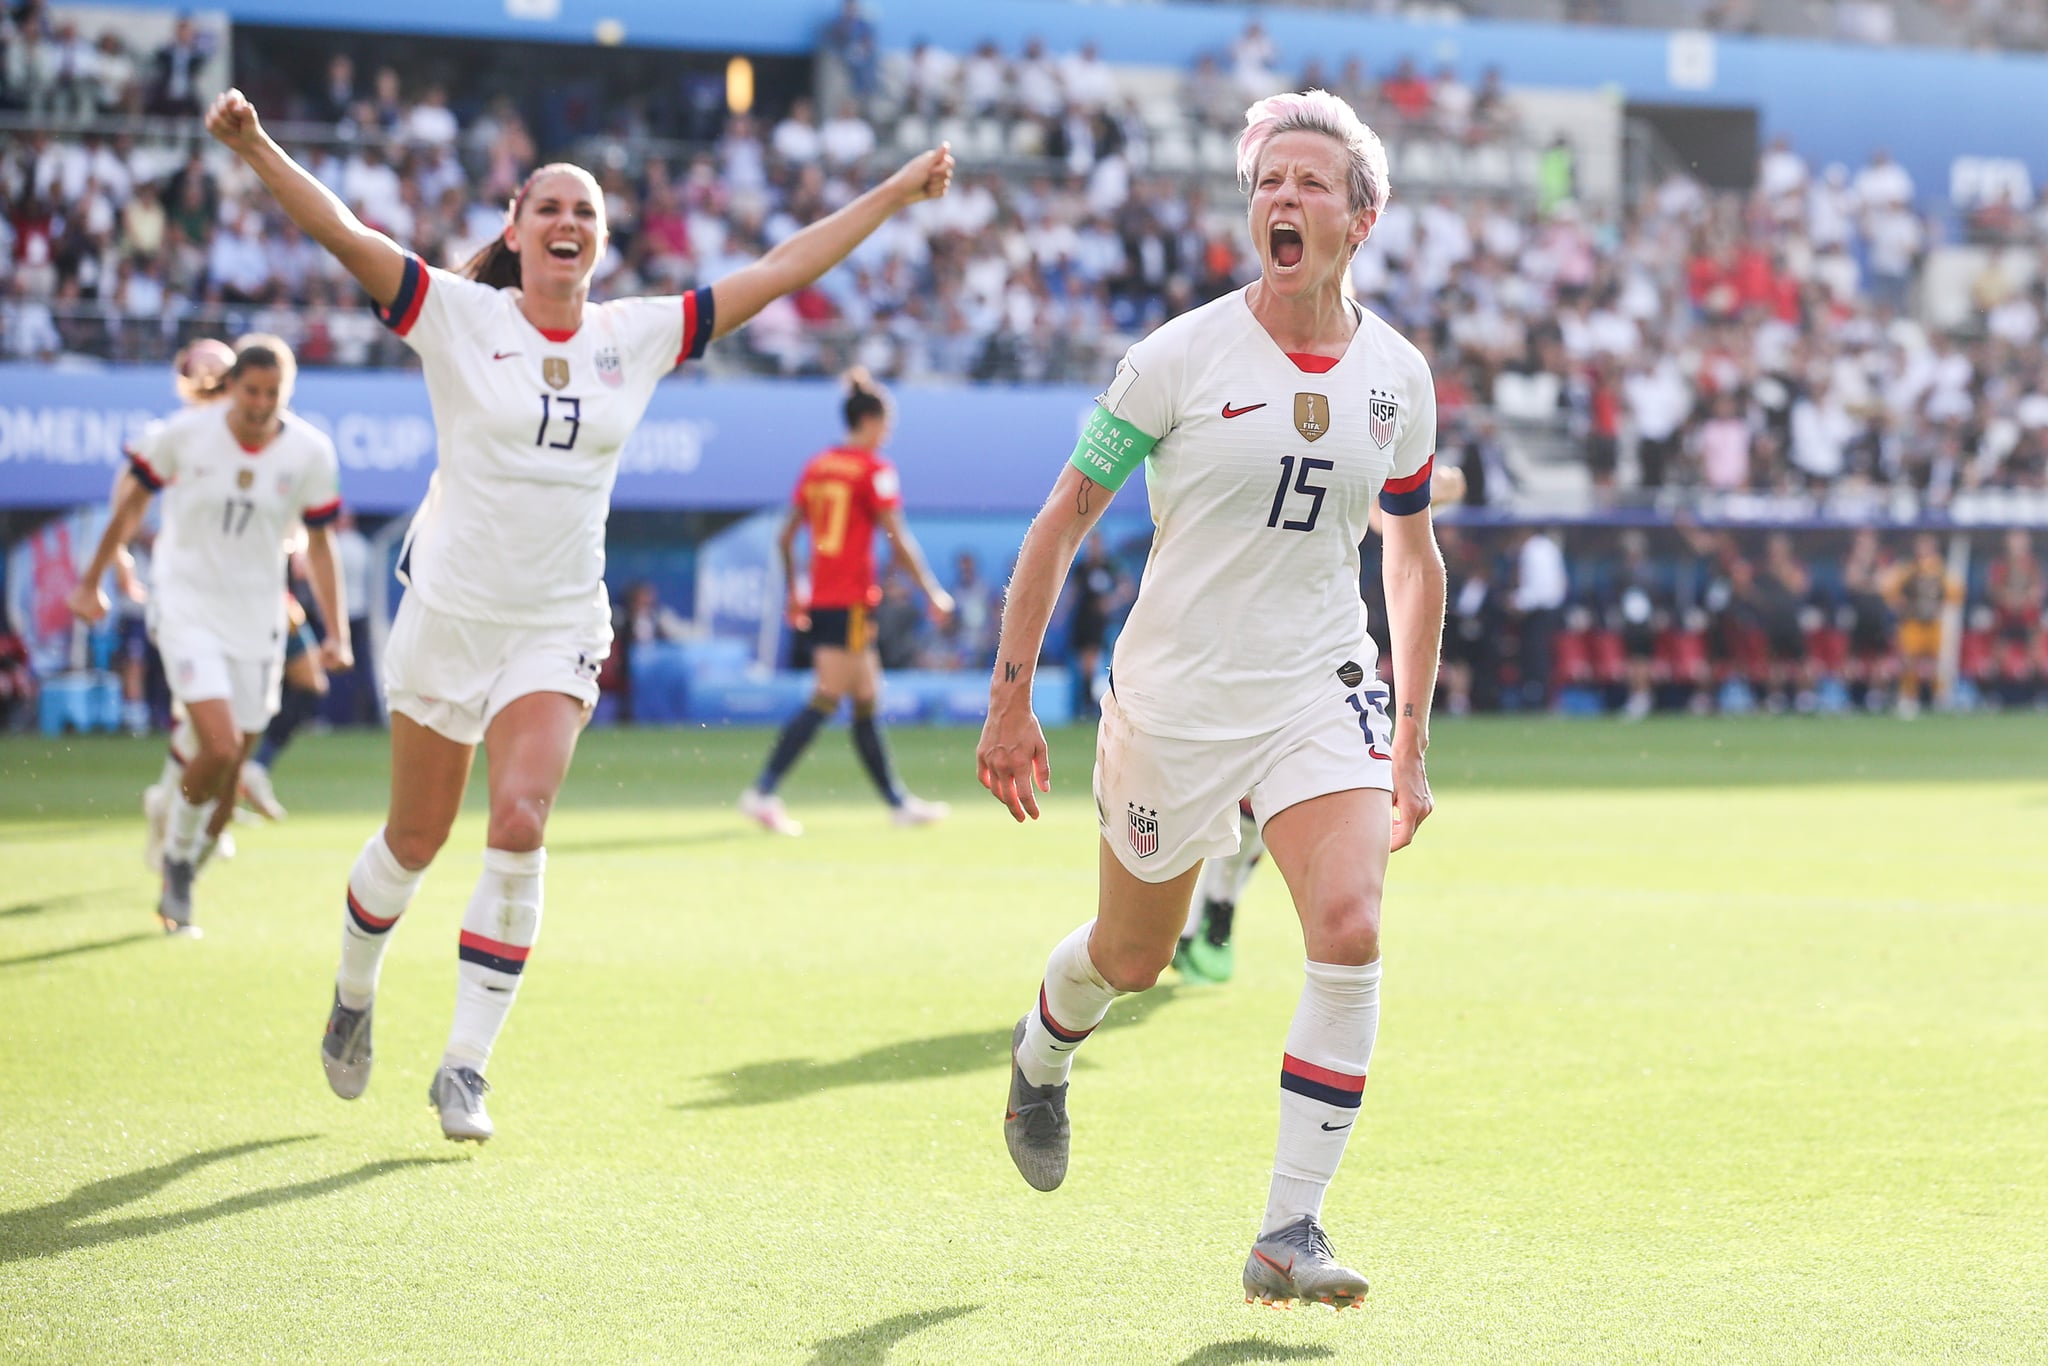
[
  {"xmin": 1243, "ymin": 1215, "xmax": 1370, "ymax": 1310},
  {"xmin": 1183, "ymin": 898, "xmax": 1236, "ymax": 983}
]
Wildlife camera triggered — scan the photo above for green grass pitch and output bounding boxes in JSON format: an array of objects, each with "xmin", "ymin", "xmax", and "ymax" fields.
[{"xmin": 2, "ymin": 715, "xmax": 2045, "ymax": 1363}]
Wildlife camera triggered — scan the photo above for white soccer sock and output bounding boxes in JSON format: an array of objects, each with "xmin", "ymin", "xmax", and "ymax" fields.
[
  {"xmin": 1016, "ymin": 920, "xmax": 1122, "ymax": 1088},
  {"xmin": 164, "ymin": 788, "xmax": 210, "ymax": 866},
  {"xmin": 1181, "ymin": 878, "xmax": 1208, "ymax": 939},
  {"xmin": 442, "ymin": 846, "xmax": 545, "ymax": 1073},
  {"xmin": 1263, "ymin": 958, "xmax": 1381, "ymax": 1237},
  {"xmin": 336, "ymin": 828, "xmax": 426, "ymax": 1009}
]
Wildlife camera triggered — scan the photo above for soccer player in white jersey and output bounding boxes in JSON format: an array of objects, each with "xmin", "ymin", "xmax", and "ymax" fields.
[
  {"xmin": 978, "ymin": 90, "xmax": 1446, "ymax": 1308},
  {"xmin": 71, "ymin": 338, "xmax": 350, "ymax": 935},
  {"xmin": 1175, "ymin": 466, "xmax": 1466, "ymax": 986},
  {"xmin": 205, "ymin": 88, "xmax": 953, "ymax": 1142}
]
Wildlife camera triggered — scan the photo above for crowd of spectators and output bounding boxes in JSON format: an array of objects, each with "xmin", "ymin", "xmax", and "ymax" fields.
[
  {"xmin": 6, "ymin": 14, "xmax": 2048, "ymax": 509},
  {"xmin": 1421, "ymin": 523, "xmax": 2048, "ymax": 715},
  {"xmin": 1189, "ymin": 0, "xmax": 2048, "ymax": 52}
]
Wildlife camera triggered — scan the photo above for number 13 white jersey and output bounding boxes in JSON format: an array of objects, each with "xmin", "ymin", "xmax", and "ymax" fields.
[
  {"xmin": 1100, "ymin": 289, "xmax": 1436, "ymax": 741},
  {"xmin": 377, "ymin": 252, "xmax": 713, "ymax": 632},
  {"xmin": 128, "ymin": 403, "xmax": 341, "ymax": 660}
]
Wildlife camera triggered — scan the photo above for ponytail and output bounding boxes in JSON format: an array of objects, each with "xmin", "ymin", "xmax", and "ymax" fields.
[
  {"xmin": 173, "ymin": 337, "xmax": 234, "ymax": 405},
  {"xmin": 842, "ymin": 366, "xmax": 888, "ymax": 431}
]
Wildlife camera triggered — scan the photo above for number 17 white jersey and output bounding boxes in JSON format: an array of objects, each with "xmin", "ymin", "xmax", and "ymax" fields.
[
  {"xmin": 1100, "ymin": 289, "xmax": 1436, "ymax": 741},
  {"xmin": 128, "ymin": 403, "xmax": 341, "ymax": 660}
]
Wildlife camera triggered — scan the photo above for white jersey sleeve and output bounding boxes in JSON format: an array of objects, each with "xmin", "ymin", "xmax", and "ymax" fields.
[
  {"xmin": 126, "ymin": 417, "xmax": 175, "ymax": 489},
  {"xmin": 609, "ymin": 292, "xmax": 716, "ymax": 384},
  {"xmin": 373, "ymin": 252, "xmax": 503, "ymax": 356},
  {"xmin": 1071, "ymin": 322, "xmax": 1188, "ymax": 491},
  {"xmin": 1377, "ymin": 356, "xmax": 1437, "ymax": 516},
  {"xmin": 295, "ymin": 430, "xmax": 344, "ymax": 528}
]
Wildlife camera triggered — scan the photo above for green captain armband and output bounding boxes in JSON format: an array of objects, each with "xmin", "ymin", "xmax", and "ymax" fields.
[{"xmin": 1069, "ymin": 404, "xmax": 1158, "ymax": 492}]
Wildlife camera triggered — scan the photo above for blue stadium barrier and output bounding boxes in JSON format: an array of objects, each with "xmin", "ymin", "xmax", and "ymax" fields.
[{"xmin": 38, "ymin": 671, "xmax": 121, "ymax": 735}]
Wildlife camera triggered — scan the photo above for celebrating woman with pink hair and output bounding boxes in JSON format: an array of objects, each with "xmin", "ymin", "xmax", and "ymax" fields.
[{"xmin": 979, "ymin": 89, "xmax": 1445, "ymax": 1307}]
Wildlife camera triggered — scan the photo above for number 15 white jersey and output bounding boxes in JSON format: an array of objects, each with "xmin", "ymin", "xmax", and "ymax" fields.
[
  {"xmin": 376, "ymin": 252, "xmax": 713, "ymax": 633},
  {"xmin": 1099, "ymin": 289, "xmax": 1436, "ymax": 741}
]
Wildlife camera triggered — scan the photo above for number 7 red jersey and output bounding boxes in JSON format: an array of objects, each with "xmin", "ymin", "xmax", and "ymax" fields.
[{"xmin": 793, "ymin": 446, "xmax": 901, "ymax": 610}]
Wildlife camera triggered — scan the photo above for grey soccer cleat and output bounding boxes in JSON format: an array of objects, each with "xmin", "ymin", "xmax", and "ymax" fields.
[
  {"xmin": 321, "ymin": 990, "xmax": 373, "ymax": 1099},
  {"xmin": 157, "ymin": 859, "xmax": 200, "ymax": 937},
  {"xmin": 428, "ymin": 1065, "xmax": 494, "ymax": 1143},
  {"xmin": 1003, "ymin": 1016, "xmax": 1070, "ymax": 1192},
  {"xmin": 1243, "ymin": 1215, "xmax": 1370, "ymax": 1310}
]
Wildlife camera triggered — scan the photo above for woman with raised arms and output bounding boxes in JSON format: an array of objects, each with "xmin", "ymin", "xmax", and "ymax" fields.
[{"xmin": 204, "ymin": 88, "xmax": 952, "ymax": 1143}]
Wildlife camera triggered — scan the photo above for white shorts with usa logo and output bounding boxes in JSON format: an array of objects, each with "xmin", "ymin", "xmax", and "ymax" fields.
[
  {"xmin": 382, "ymin": 594, "xmax": 612, "ymax": 746},
  {"xmin": 1091, "ymin": 675, "xmax": 1394, "ymax": 884},
  {"xmin": 153, "ymin": 620, "xmax": 281, "ymax": 735}
]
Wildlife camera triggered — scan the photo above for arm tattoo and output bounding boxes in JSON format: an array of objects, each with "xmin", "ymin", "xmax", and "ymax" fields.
[
  {"xmin": 1003, "ymin": 661, "xmax": 1023, "ymax": 683},
  {"xmin": 1403, "ymin": 702, "xmax": 1414, "ymax": 717},
  {"xmin": 1076, "ymin": 480, "xmax": 1093, "ymax": 515}
]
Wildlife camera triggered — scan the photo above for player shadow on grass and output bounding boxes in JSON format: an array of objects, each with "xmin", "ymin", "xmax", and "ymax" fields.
[
  {"xmin": 1176, "ymin": 1341, "xmax": 1336, "ymax": 1366},
  {"xmin": 679, "ymin": 984, "xmax": 1186, "ymax": 1111},
  {"xmin": 0, "ymin": 1135, "xmax": 461, "ymax": 1264},
  {"xmin": 0, "ymin": 930, "xmax": 157, "ymax": 968},
  {"xmin": 804, "ymin": 1303, "xmax": 979, "ymax": 1365},
  {"xmin": 0, "ymin": 887, "xmax": 126, "ymax": 919}
]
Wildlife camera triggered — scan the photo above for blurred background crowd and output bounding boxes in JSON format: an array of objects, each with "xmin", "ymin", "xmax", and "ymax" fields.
[{"xmin": 4, "ymin": 0, "xmax": 2047, "ymax": 728}]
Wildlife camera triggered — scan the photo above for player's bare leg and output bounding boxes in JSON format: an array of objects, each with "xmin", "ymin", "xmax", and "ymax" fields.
[
  {"xmin": 1240, "ymin": 787, "xmax": 1390, "ymax": 1309},
  {"xmin": 157, "ymin": 697, "xmax": 242, "ymax": 934},
  {"xmin": 324, "ymin": 714, "xmax": 471, "ymax": 1100},
  {"xmin": 427, "ymin": 691, "xmax": 583, "ymax": 1142},
  {"xmin": 1006, "ymin": 843, "xmax": 1199, "ymax": 1190}
]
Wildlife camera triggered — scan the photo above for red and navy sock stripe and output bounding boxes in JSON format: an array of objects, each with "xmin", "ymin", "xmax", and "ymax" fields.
[
  {"xmin": 1280, "ymin": 1053, "xmax": 1366, "ymax": 1109},
  {"xmin": 1378, "ymin": 455, "xmax": 1434, "ymax": 517},
  {"xmin": 373, "ymin": 253, "xmax": 429, "ymax": 337},
  {"xmin": 345, "ymin": 888, "xmax": 400, "ymax": 936},
  {"xmin": 1037, "ymin": 985, "xmax": 1095, "ymax": 1046},
  {"xmin": 458, "ymin": 930, "xmax": 531, "ymax": 976}
]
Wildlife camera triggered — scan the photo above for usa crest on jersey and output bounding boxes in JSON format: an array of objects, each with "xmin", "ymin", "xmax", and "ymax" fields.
[
  {"xmin": 595, "ymin": 346, "xmax": 623, "ymax": 389},
  {"xmin": 1127, "ymin": 803, "xmax": 1160, "ymax": 858},
  {"xmin": 1369, "ymin": 390, "xmax": 1399, "ymax": 449}
]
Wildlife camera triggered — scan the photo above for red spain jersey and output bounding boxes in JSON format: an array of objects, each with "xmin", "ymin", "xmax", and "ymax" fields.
[{"xmin": 792, "ymin": 445, "xmax": 901, "ymax": 609}]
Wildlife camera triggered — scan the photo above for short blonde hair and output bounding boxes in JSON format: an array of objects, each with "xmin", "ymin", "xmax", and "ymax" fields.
[{"xmin": 1235, "ymin": 89, "xmax": 1390, "ymax": 217}]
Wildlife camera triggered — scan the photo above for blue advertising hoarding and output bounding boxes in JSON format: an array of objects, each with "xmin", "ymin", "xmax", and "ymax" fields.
[{"xmin": 0, "ymin": 365, "xmax": 1097, "ymax": 516}]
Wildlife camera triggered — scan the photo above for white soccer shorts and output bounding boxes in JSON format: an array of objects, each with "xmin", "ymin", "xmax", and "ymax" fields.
[
  {"xmin": 382, "ymin": 594, "xmax": 610, "ymax": 746},
  {"xmin": 1092, "ymin": 678, "xmax": 1394, "ymax": 883},
  {"xmin": 154, "ymin": 622, "xmax": 281, "ymax": 735}
]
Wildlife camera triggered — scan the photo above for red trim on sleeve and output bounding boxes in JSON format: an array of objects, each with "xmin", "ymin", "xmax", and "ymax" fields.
[
  {"xmin": 1286, "ymin": 352, "xmax": 1341, "ymax": 374},
  {"xmin": 126, "ymin": 447, "xmax": 166, "ymax": 491},
  {"xmin": 392, "ymin": 263, "xmax": 430, "ymax": 337},
  {"xmin": 302, "ymin": 497, "xmax": 343, "ymax": 527},
  {"xmin": 1382, "ymin": 453, "xmax": 1434, "ymax": 495},
  {"xmin": 678, "ymin": 292, "xmax": 699, "ymax": 367}
]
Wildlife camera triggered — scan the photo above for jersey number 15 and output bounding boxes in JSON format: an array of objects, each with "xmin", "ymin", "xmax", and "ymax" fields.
[{"xmin": 1267, "ymin": 456, "xmax": 1333, "ymax": 533}]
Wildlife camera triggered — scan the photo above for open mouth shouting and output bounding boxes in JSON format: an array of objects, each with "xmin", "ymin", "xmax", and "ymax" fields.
[
  {"xmin": 545, "ymin": 238, "xmax": 583, "ymax": 263},
  {"xmin": 1269, "ymin": 221, "xmax": 1305, "ymax": 271}
]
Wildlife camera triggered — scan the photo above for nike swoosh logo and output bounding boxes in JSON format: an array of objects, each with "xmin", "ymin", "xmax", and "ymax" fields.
[
  {"xmin": 1221, "ymin": 402, "xmax": 1267, "ymax": 419},
  {"xmin": 1320, "ymin": 1120, "xmax": 1353, "ymax": 1132},
  {"xmin": 492, "ymin": 350, "xmax": 521, "ymax": 360},
  {"xmin": 1048, "ymin": 1043, "xmax": 1075, "ymax": 1052},
  {"xmin": 1253, "ymin": 1250, "xmax": 1295, "ymax": 1276}
]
